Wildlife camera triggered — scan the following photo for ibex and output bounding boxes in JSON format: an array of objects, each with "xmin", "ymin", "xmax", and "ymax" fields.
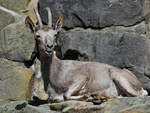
[{"xmin": 25, "ymin": 7, "xmax": 148, "ymax": 102}]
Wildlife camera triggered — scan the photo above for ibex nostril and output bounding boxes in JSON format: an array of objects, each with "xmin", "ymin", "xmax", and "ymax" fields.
[{"xmin": 47, "ymin": 44, "xmax": 53, "ymax": 48}]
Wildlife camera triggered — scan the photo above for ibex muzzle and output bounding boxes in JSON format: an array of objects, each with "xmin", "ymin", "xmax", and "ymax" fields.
[{"xmin": 25, "ymin": 7, "xmax": 148, "ymax": 102}]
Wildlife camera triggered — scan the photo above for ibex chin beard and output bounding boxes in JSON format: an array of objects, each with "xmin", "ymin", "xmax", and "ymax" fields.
[{"xmin": 45, "ymin": 44, "xmax": 55, "ymax": 55}]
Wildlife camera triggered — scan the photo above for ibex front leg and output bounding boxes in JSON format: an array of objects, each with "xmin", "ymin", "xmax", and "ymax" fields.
[{"xmin": 64, "ymin": 77, "xmax": 88, "ymax": 101}]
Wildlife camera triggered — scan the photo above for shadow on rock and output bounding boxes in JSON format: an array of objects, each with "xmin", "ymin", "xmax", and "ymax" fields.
[
  {"xmin": 27, "ymin": 96, "xmax": 48, "ymax": 106},
  {"xmin": 15, "ymin": 102, "xmax": 27, "ymax": 110}
]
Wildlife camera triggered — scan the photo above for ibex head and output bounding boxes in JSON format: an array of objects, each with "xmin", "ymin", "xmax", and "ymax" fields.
[{"xmin": 25, "ymin": 7, "xmax": 63, "ymax": 54}]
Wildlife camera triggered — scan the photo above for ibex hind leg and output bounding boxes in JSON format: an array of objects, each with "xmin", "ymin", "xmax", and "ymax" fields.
[
  {"xmin": 64, "ymin": 78, "xmax": 88, "ymax": 101},
  {"xmin": 110, "ymin": 68, "xmax": 147, "ymax": 96}
]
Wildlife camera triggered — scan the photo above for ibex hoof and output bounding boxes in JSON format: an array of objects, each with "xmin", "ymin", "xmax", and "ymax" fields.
[{"xmin": 48, "ymin": 98, "xmax": 61, "ymax": 103}]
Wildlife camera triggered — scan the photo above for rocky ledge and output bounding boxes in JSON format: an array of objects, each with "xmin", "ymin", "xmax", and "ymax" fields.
[{"xmin": 0, "ymin": 96, "xmax": 150, "ymax": 113}]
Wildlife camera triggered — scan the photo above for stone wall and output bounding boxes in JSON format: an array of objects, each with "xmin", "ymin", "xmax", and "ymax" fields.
[{"xmin": 0, "ymin": 0, "xmax": 37, "ymax": 103}]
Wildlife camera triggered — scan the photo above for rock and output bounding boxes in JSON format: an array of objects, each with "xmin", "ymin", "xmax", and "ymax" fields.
[
  {"xmin": 0, "ymin": 58, "xmax": 34, "ymax": 102},
  {"xmin": 39, "ymin": 0, "xmax": 144, "ymax": 28},
  {"xmin": 31, "ymin": 59, "xmax": 48, "ymax": 100},
  {"xmin": 25, "ymin": 0, "xmax": 39, "ymax": 23},
  {"xmin": 143, "ymin": 0, "xmax": 150, "ymax": 39},
  {"xmin": 0, "ymin": 101, "xmax": 52, "ymax": 113},
  {"xmin": 0, "ymin": 21, "xmax": 36, "ymax": 62},
  {"xmin": 0, "ymin": 100, "xmax": 104, "ymax": 113},
  {"xmin": 61, "ymin": 28, "xmax": 97, "ymax": 61},
  {"xmin": 8, "ymin": 60, "xmax": 27, "ymax": 68},
  {"xmin": 0, "ymin": 10, "xmax": 15, "ymax": 30},
  {"xmin": 0, "ymin": 0, "xmax": 28, "ymax": 13},
  {"xmin": 0, "ymin": 0, "xmax": 37, "ymax": 27},
  {"xmin": 0, "ymin": 0, "xmax": 38, "ymax": 20},
  {"xmin": 49, "ymin": 100, "xmax": 104, "ymax": 113},
  {"xmin": 1, "ymin": 97, "xmax": 150, "ymax": 113},
  {"xmin": 104, "ymin": 96, "xmax": 150, "ymax": 113},
  {"xmin": 144, "ymin": 0, "xmax": 150, "ymax": 18},
  {"xmin": 60, "ymin": 26, "xmax": 150, "ymax": 91}
]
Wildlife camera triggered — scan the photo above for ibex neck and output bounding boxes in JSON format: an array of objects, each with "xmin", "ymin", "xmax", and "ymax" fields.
[
  {"xmin": 40, "ymin": 51, "xmax": 57, "ymax": 67},
  {"xmin": 39, "ymin": 51, "xmax": 59, "ymax": 91}
]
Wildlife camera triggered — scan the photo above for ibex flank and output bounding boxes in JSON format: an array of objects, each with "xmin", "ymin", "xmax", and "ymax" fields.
[{"xmin": 25, "ymin": 7, "xmax": 148, "ymax": 102}]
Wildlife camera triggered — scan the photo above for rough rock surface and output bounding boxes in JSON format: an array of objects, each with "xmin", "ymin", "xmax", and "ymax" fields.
[
  {"xmin": 0, "ymin": 21, "xmax": 35, "ymax": 62},
  {"xmin": 39, "ymin": 0, "xmax": 144, "ymax": 28},
  {"xmin": 0, "ymin": 100, "xmax": 104, "ymax": 113},
  {"xmin": 0, "ymin": 10, "xmax": 15, "ymax": 30},
  {"xmin": 0, "ymin": 101, "xmax": 51, "ymax": 113},
  {"xmin": 0, "ymin": 58, "xmax": 34, "ymax": 103},
  {"xmin": 104, "ymin": 96, "xmax": 150, "ymax": 113},
  {"xmin": 0, "ymin": 0, "xmax": 29, "ymax": 12},
  {"xmin": 49, "ymin": 100, "xmax": 104, "ymax": 113},
  {"xmin": 1, "ymin": 97, "xmax": 150, "ymax": 113},
  {"xmin": 31, "ymin": 59, "xmax": 48, "ymax": 100}
]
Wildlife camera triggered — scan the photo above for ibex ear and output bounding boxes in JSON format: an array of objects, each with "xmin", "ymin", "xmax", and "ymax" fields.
[
  {"xmin": 25, "ymin": 16, "xmax": 35, "ymax": 33},
  {"xmin": 54, "ymin": 14, "xmax": 63, "ymax": 32}
]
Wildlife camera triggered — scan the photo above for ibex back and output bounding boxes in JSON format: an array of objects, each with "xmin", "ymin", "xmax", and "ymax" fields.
[{"xmin": 25, "ymin": 7, "xmax": 148, "ymax": 102}]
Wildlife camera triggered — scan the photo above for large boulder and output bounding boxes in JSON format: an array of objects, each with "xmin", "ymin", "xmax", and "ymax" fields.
[
  {"xmin": 31, "ymin": 59, "xmax": 48, "ymax": 100},
  {"xmin": 0, "ymin": 10, "xmax": 15, "ymax": 31},
  {"xmin": 144, "ymin": 0, "xmax": 150, "ymax": 18},
  {"xmin": 104, "ymin": 96, "xmax": 150, "ymax": 113},
  {"xmin": 60, "ymin": 23, "xmax": 150, "ymax": 91},
  {"xmin": 0, "ymin": 0, "xmax": 38, "ymax": 27},
  {"xmin": 26, "ymin": 0, "xmax": 39, "ymax": 23},
  {"xmin": 0, "ymin": 21, "xmax": 35, "ymax": 62},
  {"xmin": 143, "ymin": 0, "xmax": 150, "ymax": 39},
  {"xmin": 49, "ymin": 100, "xmax": 104, "ymax": 113},
  {"xmin": 0, "ymin": 58, "xmax": 34, "ymax": 103},
  {"xmin": 0, "ymin": 100, "xmax": 104, "ymax": 113},
  {"xmin": 39, "ymin": 0, "xmax": 144, "ymax": 28},
  {"xmin": 0, "ymin": 101, "xmax": 51, "ymax": 113},
  {"xmin": 1, "ymin": 97, "xmax": 150, "ymax": 113},
  {"xmin": 0, "ymin": 0, "xmax": 28, "ymax": 13}
]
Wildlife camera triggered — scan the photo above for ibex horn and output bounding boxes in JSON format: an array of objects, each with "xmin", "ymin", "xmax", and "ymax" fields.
[
  {"xmin": 45, "ymin": 7, "xmax": 52, "ymax": 27},
  {"xmin": 34, "ymin": 7, "xmax": 43, "ymax": 28}
]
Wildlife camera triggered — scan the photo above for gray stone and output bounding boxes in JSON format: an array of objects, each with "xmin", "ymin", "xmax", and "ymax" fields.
[
  {"xmin": 0, "ymin": 10, "xmax": 15, "ymax": 31},
  {"xmin": 144, "ymin": 0, "xmax": 150, "ymax": 18},
  {"xmin": 0, "ymin": 101, "xmax": 52, "ymax": 113},
  {"xmin": 0, "ymin": 0, "xmax": 38, "ymax": 24},
  {"xmin": 1, "ymin": 97, "xmax": 150, "ymax": 113},
  {"xmin": 0, "ymin": 0, "xmax": 28, "ymax": 12},
  {"xmin": 0, "ymin": 58, "xmax": 34, "ymax": 102},
  {"xmin": 31, "ymin": 59, "xmax": 48, "ymax": 100},
  {"xmin": 104, "ymin": 96, "xmax": 150, "ymax": 113},
  {"xmin": 49, "ymin": 100, "xmax": 104, "ymax": 113},
  {"xmin": 39, "ymin": 0, "xmax": 144, "ymax": 28},
  {"xmin": 0, "ymin": 21, "xmax": 36, "ymax": 62},
  {"xmin": 143, "ymin": 0, "xmax": 150, "ymax": 39},
  {"xmin": 60, "ymin": 26, "xmax": 150, "ymax": 91},
  {"xmin": 0, "ymin": 100, "xmax": 104, "ymax": 113}
]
